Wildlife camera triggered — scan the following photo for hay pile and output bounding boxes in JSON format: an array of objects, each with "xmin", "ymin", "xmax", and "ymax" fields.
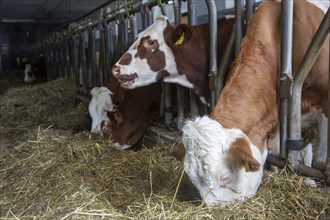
[{"xmin": 0, "ymin": 76, "xmax": 329, "ymax": 219}]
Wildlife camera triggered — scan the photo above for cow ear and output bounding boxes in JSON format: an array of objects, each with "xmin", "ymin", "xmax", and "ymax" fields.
[
  {"xmin": 107, "ymin": 111, "xmax": 122, "ymax": 126},
  {"xmin": 227, "ymin": 137, "xmax": 260, "ymax": 172},
  {"xmin": 171, "ymin": 24, "xmax": 193, "ymax": 46}
]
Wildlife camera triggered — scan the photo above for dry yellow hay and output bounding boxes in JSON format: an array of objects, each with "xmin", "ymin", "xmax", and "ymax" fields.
[{"xmin": 0, "ymin": 75, "xmax": 329, "ymax": 219}]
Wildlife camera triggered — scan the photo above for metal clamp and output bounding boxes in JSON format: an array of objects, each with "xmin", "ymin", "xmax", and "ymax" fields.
[{"xmin": 286, "ymin": 138, "xmax": 305, "ymax": 151}]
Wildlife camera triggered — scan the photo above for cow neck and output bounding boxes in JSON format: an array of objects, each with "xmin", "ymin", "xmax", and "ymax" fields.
[{"xmin": 211, "ymin": 1, "xmax": 281, "ymax": 151}]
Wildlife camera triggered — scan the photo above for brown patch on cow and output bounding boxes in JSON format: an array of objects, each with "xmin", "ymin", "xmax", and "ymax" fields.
[
  {"xmin": 163, "ymin": 17, "xmax": 235, "ymax": 98},
  {"xmin": 156, "ymin": 70, "xmax": 170, "ymax": 81},
  {"xmin": 135, "ymin": 36, "xmax": 166, "ymax": 72},
  {"xmin": 118, "ymin": 53, "xmax": 132, "ymax": 65},
  {"xmin": 228, "ymin": 137, "xmax": 260, "ymax": 172}
]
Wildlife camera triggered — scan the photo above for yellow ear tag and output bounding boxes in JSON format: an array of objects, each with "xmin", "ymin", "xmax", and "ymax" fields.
[
  {"xmin": 175, "ymin": 32, "xmax": 185, "ymax": 45},
  {"xmin": 245, "ymin": 160, "xmax": 250, "ymax": 172}
]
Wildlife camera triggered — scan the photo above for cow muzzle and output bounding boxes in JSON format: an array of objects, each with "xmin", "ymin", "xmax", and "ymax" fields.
[{"xmin": 112, "ymin": 66, "xmax": 138, "ymax": 88}]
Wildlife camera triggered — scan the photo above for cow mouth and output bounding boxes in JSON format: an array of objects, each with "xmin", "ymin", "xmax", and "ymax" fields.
[{"xmin": 116, "ymin": 73, "xmax": 138, "ymax": 87}]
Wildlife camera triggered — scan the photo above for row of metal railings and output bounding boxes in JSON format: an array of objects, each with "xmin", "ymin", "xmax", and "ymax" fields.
[{"xmin": 28, "ymin": 0, "xmax": 330, "ymax": 184}]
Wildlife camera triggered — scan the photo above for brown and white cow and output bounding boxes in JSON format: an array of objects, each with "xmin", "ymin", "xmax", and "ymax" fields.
[
  {"xmin": 88, "ymin": 86, "xmax": 116, "ymax": 133},
  {"xmin": 95, "ymin": 76, "xmax": 162, "ymax": 150},
  {"xmin": 181, "ymin": 0, "xmax": 328, "ymax": 205},
  {"xmin": 112, "ymin": 16, "xmax": 235, "ymax": 105}
]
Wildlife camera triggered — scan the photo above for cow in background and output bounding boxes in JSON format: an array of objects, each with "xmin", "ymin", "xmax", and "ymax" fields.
[
  {"xmin": 24, "ymin": 64, "xmax": 36, "ymax": 84},
  {"xmin": 88, "ymin": 87, "xmax": 116, "ymax": 133},
  {"xmin": 32, "ymin": 54, "xmax": 47, "ymax": 82},
  {"xmin": 112, "ymin": 16, "xmax": 235, "ymax": 105},
  {"xmin": 181, "ymin": 0, "xmax": 328, "ymax": 205},
  {"xmin": 88, "ymin": 75, "xmax": 162, "ymax": 150},
  {"xmin": 23, "ymin": 54, "xmax": 48, "ymax": 84}
]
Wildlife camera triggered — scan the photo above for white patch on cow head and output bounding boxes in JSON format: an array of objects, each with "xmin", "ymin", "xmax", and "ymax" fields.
[
  {"xmin": 113, "ymin": 16, "xmax": 179, "ymax": 89},
  {"xmin": 182, "ymin": 116, "xmax": 265, "ymax": 206},
  {"xmin": 24, "ymin": 64, "xmax": 36, "ymax": 83},
  {"xmin": 88, "ymin": 87, "xmax": 116, "ymax": 133}
]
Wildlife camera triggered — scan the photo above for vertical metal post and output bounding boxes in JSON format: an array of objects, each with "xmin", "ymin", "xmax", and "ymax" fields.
[
  {"xmin": 280, "ymin": 0, "xmax": 294, "ymax": 158},
  {"xmin": 65, "ymin": 38, "xmax": 70, "ymax": 78},
  {"xmin": 158, "ymin": 2, "xmax": 173, "ymax": 129},
  {"xmin": 55, "ymin": 43, "xmax": 60, "ymax": 79},
  {"xmin": 78, "ymin": 32, "xmax": 87, "ymax": 92},
  {"xmin": 69, "ymin": 36, "xmax": 79, "ymax": 87},
  {"xmin": 187, "ymin": 0, "xmax": 199, "ymax": 116},
  {"xmin": 234, "ymin": 0, "xmax": 244, "ymax": 56},
  {"xmin": 216, "ymin": 29, "xmax": 235, "ymax": 101},
  {"xmin": 327, "ymin": 43, "xmax": 330, "ymax": 184},
  {"xmin": 99, "ymin": 25, "xmax": 106, "ymax": 86},
  {"xmin": 105, "ymin": 22, "xmax": 113, "ymax": 81},
  {"xmin": 173, "ymin": 0, "xmax": 185, "ymax": 129},
  {"xmin": 245, "ymin": 0, "xmax": 255, "ymax": 26},
  {"xmin": 289, "ymin": 8, "xmax": 329, "ymax": 155},
  {"xmin": 145, "ymin": 4, "xmax": 153, "ymax": 27},
  {"xmin": 205, "ymin": 0, "xmax": 218, "ymax": 110},
  {"xmin": 87, "ymin": 27, "xmax": 97, "ymax": 88},
  {"xmin": 140, "ymin": 4, "xmax": 148, "ymax": 30},
  {"xmin": 129, "ymin": 15, "xmax": 138, "ymax": 41},
  {"xmin": 60, "ymin": 40, "xmax": 66, "ymax": 77}
]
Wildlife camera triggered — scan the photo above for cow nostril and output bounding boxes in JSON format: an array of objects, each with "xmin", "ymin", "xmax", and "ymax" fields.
[{"xmin": 112, "ymin": 65, "xmax": 121, "ymax": 75}]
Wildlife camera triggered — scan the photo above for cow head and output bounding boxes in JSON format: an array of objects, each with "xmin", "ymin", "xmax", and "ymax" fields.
[
  {"xmin": 100, "ymin": 110, "xmax": 145, "ymax": 150},
  {"xmin": 182, "ymin": 116, "xmax": 267, "ymax": 206},
  {"xmin": 112, "ymin": 16, "xmax": 180, "ymax": 89},
  {"xmin": 24, "ymin": 64, "xmax": 36, "ymax": 84},
  {"xmin": 88, "ymin": 87, "xmax": 116, "ymax": 133}
]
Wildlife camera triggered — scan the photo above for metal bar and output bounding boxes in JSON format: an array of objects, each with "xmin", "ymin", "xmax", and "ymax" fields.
[
  {"xmin": 140, "ymin": 4, "xmax": 148, "ymax": 30},
  {"xmin": 245, "ymin": 0, "xmax": 255, "ymax": 26},
  {"xmin": 216, "ymin": 29, "xmax": 235, "ymax": 101},
  {"xmin": 69, "ymin": 37, "xmax": 79, "ymax": 86},
  {"xmin": 129, "ymin": 15, "xmax": 138, "ymax": 41},
  {"xmin": 327, "ymin": 36, "xmax": 330, "ymax": 184},
  {"xmin": 99, "ymin": 28, "xmax": 106, "ymax": 86},
  {"xmin": 267, "ymin": 154, "xmax": 326, "ymax": 180},
  {"xmin": 87, "ymin": 28, "xmax": 97, "ymax": 88},
  {"xmin": 173, "ymin": 0, "xmax": 184, "ymax": 129},
  {"xmin": 187, "ymin": 0, "xmax": 199, "ymax": 116},
  {"xmin": 78, "ymin": 32, "xmax": 87, "ymax": 92},
  {"xmin": 105, "ymin": 23, "xmax": 113, "ymax": 81},
  {"xmin": 159, "ymin": 4, "xmax": 167, "ymax": 16},
  {"xmin": 64, "ymin": 40, "xmax": 70, "ymax": 78},
  {"xmin": 205, "ymin": 0, "xmax": 218, "ymax": 110},
  {"xmin": 280, "ymin": 0, "xmax": 294, "ymax": 158},
  {"xmin": 145, "ymin": 4, "xmax": 153, "ymax": 27},
  {"xmin": 289, "ymin": 8, "xmax": 330, "ymax": 152},
  {"xmin": 158, "ymin": 2, "xmax": 173, "ymax": 129},
  {"xmin": 234, "ymin": 0, "xmax": 244, "ymax": 56}
]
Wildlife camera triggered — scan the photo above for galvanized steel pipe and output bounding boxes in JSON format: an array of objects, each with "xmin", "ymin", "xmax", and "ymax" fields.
[
  {"xmin": 289, "ymin": 8, "xmax": 330, "ymax": 151},
  {"xmin": 280, "ymin": 0, "xmax": 293, "ymax": 158},
  {"xmin": 234, "ymin": 0, "xmax": 244, "ymax": 56},
  {"xmin": 205, "ymin": 0, "xmax": 218, "ymax": 110}
]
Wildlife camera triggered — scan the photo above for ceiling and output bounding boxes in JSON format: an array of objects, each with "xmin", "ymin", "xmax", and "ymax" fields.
[{"xmin": 0, "ymin": 0, "xmax": 112, "ymax": 23}]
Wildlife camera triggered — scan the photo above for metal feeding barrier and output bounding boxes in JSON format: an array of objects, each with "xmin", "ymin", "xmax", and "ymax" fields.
[{"xmin": 28, "ymin": 0, "xmax": 330, "ymax": 184}]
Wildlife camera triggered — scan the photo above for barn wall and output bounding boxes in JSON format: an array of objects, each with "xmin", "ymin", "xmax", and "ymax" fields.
[{"xmin": 0, "ymin": 22, "xmax": 62, "ymax": 70}]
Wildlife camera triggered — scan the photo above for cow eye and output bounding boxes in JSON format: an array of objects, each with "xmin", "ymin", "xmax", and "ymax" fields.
[{"xmin": 148, "ymin": 39, "xmax": 155, "ymax": 46}]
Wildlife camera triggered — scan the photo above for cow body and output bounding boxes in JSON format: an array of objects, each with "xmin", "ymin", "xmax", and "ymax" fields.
[
  {"xmin": 182, "ymin": 0, "xmax": 328, "ymax": 205},
  {"xmin": 113, "ymin": 16, "xmax": 235, "ymax": 104},
  {"xmin": 99, "ymin": 76, "xmax": 162, "ymax": 149}
]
